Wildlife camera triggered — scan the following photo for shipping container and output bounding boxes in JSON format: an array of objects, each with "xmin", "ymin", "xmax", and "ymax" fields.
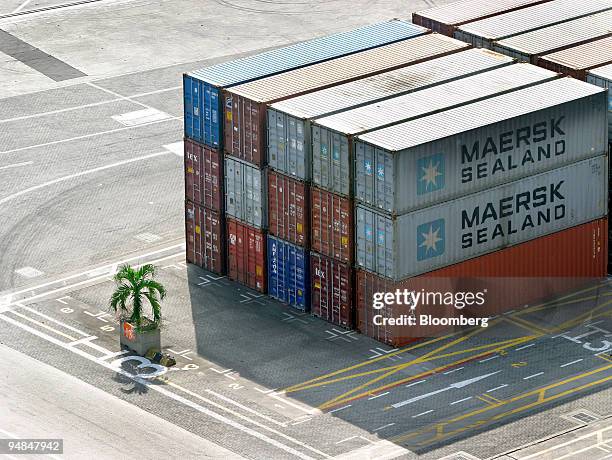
[
  {"xmin": 357, "ymin": 218, "xmax": 608, "ymax": 346},
  {"xmin": 454, "ymin": 0, "xmax": 612, "ymax": 48},
  {"xmin": 310, "ymin": 252, "xmax": 354, "ymax": 329},
  {"xmin": 356, "ymin": 156, "xmax": 608, "ymax": 280},
  {"xmin": 354, "ymin": 77, "xmax": 608, "ymax": 214},
  {"xmin": 587, "ymin": 63, "xmax": 612, "ymax": 141},
  {"xmin": 267, "ymin": 171, "xmax": 309, "ymax": 247},
  {"xmin": 185, "ymin": 200, "xmax": 225, "ymax": 275},
  {"xmin": 225, "ymin": 156, "xmax": 267, "ymax": 229},
  {"xmin": 311, "ymin": 187, "xmax": 353, "ymax": 264},
  {"xmin": 184, "ymin": 138, "xmax": 224, "ymax": 211},
  {"xmin": 266, "ymin": 49, "xmax": 513, "ymax": 181},
  {"xmin": 537, "ymin": 36, "xmax": 612, "ymax": 80},
  {"xmin": 412, "ymin": 0, "xmax": 553, "ymax": 36},
  {"xmin": 267, "ymin": 236, "xmax": 310, "ymax": 310},
  {"xmin": 227, "ymin": 218, "xmax": 266, "ymax": 292},
  {"xmin": 183, "ymin": 19, "xmax": 427, "ymax": 146},
  {"xmin": 493, "ymin": 10, "xmax": 612, "ymax": 63},
  {"xmin": 224, "ymin": 34, "xmax": 469, "ymax": 166},
  {"xmin": 312, "ymin": 63, "xmax": 558, "ymax": 196}
]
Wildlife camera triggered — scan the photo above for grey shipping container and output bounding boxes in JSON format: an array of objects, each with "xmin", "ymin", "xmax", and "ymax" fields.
[
  {"xmin": 412, "ymin": 0, "xmax": 553, "ymax": 36},
  {"xmin": 267, "ymin": 49, "xmax": 514, "ymax": 181},
  {"xmin": 587, "ymin": 63, "xmax": 612, "ymax": 141},
  {"xmin": 356, "ymin": 155, "xmax": 608, "ymax": 280},
  {"xmin": 493, "ymin": 10, "xmax": 612, "ymax": 63},
  {"xmin": 454, "ymin": 0, "xmax": 612, "ymax": 48},
  {"xmin": 224, "ymin": 34, "xmax": 469, "ymax": 167},
  {"xmin": 355, "ymin": 77, "xmax": 608, "ymax": 214},
  {"xmin": 537, "ymin": 36, "xmax": 612, "ymax": 80},
  {"xmin": 312, "ymin": 63, "xmax": 558, "ymax": 196},
  {"xmin": 225, "ymin": 157, "xmax": 267, "ymax": 228}
]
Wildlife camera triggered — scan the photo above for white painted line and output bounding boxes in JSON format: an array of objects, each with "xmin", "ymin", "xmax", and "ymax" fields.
[
  {"xmin": 87, "ymin": 81, "xmax": 152, "ymax": 111},
  {"xmin": 523, "ymin": 372, "xmax": 544, "ymax": 380},
  {"xmin": 12, "ymin": 0, "xmax": 34, "ymax": 13},
  {"xmin": 19, "ymin": 304, "xmax": 89, "ymax": 337},
  {"xmin": 0, "ymin": 313, "xmax": 327, "ymax": 460},
  {"xmin": 204, "ymin": 389, "xmax": 288, "ymax": 427},
  {"xmin": 163, "ymin": 141, "xmax": 184, "ymax": 157},
  {"xmin": 0, "ymin": 151, "xmax": 170, "ymax": 206},
  {"xmin": 412, "ymin": 410, "xmax": 434, "ymax": 418},
  {"xmin": 0, "ymin": 119, "xmax": 179, "ymax": 156},
  {"xmin": 9, "ymin": 310, "xmax": 77, "ymax": 341},
  {"xmin": 56, "ymin": 296, "xmax": 71, "ymax": 305},
  {"xmin": 560, "ymin": 359, "xmax": 584, "ymax": 368},
  {"xmin": 269, "ymin": 391, "xmax": 320, "ymax": 415},
  {"xmin": 14, "ymin": 266, "xmax": 44, "ymax": 278},
  {"xmin": 291, "ymin": 417, "xmax": 312, "ymax": 426},
  {"xmin": 443, "ymin": 367, "xmax": 464, "ymax": 375},
  {"xmin": 515, "ymin": 343, "xmax": 536, "ymax": 351},
  {"xmin": 405, "ymin": 380, "xmax": 427, "ymax": 388},
  {"xmin": 135, "ymin": 232, "xmax": 162, "ymax": 243},
  {"xmin": 479, "ymin": 355, "xmax": 499, "ymax": 363},
  {"xmin": 111, "ymin": 108, "xmax": 172, "ymax": 126},
  {"xmin": 450, "ymin": 397, "xmax": 472, "ymax": 405},
  {"xmin": 367, "ymin": 392, "xmax": 389, "ymax": 400},
  {"xmin": 328, "ymin": 405, "xmax": 352, "ymax": 414},
  {"xmin": 0, "ymin": 161, "xmax": 33, "ymax": 171},
  {"xmin": 487, "ymin": 384, "xmax": 509, "ymax": 393},
  {"xmin": 374, "ymin": 423, "xmax": 395, "ymax": 432}
]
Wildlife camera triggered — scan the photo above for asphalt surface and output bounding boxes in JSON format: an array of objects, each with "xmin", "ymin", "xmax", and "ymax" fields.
[{"xmin": 0, "ymin": 0, "xmax": 610, "ymax": 459}]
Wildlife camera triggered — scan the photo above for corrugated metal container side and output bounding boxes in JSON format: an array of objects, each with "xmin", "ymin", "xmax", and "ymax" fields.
[
  {"xmin": 311, "ymin": 252, "xmax": 354, "ymax": 329},
  {"xmin": 453, "ymin": 0, "xmax": 612, "ymax": 48},
  {"xmin": 184, "ymin": 138, "xmax": 224, "ymax": 212},
  {"xmin": 357, "ymin": 218, "xmax": 607, "ymax": 346},
  {"xmin": 227, "ymin": 218, "xmax": 266, "ymax": 293},
  {"xmin": 537, "ymin": 36, "xmax": 612, "ymax": 80},
  {"xmin": 224, "ymin": 34, "xmax": 469, "ymax": 166},
  {"xmin": 356, "ymin": 156, "xmax": 608, "ymax": 280},
  {"xmin": 183, "ymin": 19, "xmax": 427, "ymax": 146},
  {"xmin": 311, "ymin": 187, "xmax": 353, "ymax": 264},
  {"xmin": 267, "ymin": 236, "xmax": 310, "ymax": 310},
  {"xmin": 312, "ymin": 63, "xmax": 558, "ymax": 196},
  {"xmin": 354, "ymin": 79, "xmax": 608, "ymax": 214},
  {"xmin": 266, "ymin": 49, "xmax": 513, "ymax": 181},
  {"xmin": 225, "ymin": 157, "xmax": 267, "ymax": 229},
  {"xmin": 185, "ymin": 200, "xmax": 226, "ymax": 275},
  {"xmin": 493, "ymin": 10, "xmax": 612, "ymax": 63},
  {"xmin": 412, "ymin": 0, "xmax": 553, "ymax": 36},
  {"xmin": 587, "ymin": 63, "xmax": 612, "ymax": 140},
  {"xmin": 268, "ymin": 171, "xmax": 309, "ymax": 247}
]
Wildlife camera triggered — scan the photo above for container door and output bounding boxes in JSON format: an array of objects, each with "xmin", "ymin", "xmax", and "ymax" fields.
[
  {"xmin": 356, "ymin": 141, "xmax": 375, "ymax": 205},
  {"xmin": 267, "ymin": 109, "xmax": 284, "ymax": 172},
  {"xmin": 203, "ymin": 83, "xmax": 219, "ymax": 148},
  {"xmin": 184, "ymin": 76, "xmax": 202, "ymax": 143}
]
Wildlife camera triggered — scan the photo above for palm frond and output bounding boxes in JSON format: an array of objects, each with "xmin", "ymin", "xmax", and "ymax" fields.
[
  {"xmin": 109, "ymin": 284, "xmax": 131, "ymax": 313},
  {"xmin": 143, "ymin": 291, "xmax": 162, "ymax": 324},
  {"xmin": 141, "ymin": 279, "xmax": 167, "ymax": 300}
]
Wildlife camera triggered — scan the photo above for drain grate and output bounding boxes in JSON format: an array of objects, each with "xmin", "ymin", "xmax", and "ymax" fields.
[{"xmin": 564, "ymin": 409, "xmax": 600, "ymax": 424}]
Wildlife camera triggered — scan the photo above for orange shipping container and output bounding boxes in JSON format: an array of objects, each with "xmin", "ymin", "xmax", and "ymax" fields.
[
  {"xmin": 185, "ymin": 200, "xmax": 225, "ymax": 275},
  {"xmin": 311, "ymin": 187, "xmax": 353, "ymax": 264},
  {"xmin": 357, "ymin": 218, "xmax": 608, "ymax": 347},
  {"xmin": 227, "ymin": 218, "xmax": 267, "ymax": 293},
  {"xmin": 268, "ymin": 171, "xmax": 309, "ymax": 247}
]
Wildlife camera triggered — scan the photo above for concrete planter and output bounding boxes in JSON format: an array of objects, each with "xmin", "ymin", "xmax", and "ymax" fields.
[{"xmin": 119, "ymin": 320, "xmax": 161, "ymax": 356}]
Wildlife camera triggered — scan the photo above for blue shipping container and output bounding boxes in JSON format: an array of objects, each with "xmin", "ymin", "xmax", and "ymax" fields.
[
  {"xmin": 183, "ymin": 19, "xmax": 427, "ymax": 147},
  {"xmin": 267, "ymin": 235, "xmax": 310, "ymax": 311}
]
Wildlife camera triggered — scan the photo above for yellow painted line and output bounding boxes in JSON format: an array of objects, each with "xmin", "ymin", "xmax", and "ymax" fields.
[
  {"xmin": 476, "ymin": 396, "xmax": 498, "ymax": 406},
  {"xmin": 596, "ymin": 353, "xmax": 612, "ymax": 363},
  {"xmin": 516, "ymin": 284, "xmax": 611, "ymax": 315},
  {"xmin": 480, "ymin": 393, "xmax": 503, "ymax": 404},
  {"xmin": 502, "ymin": 316, "xmax": 550, "ymax": 335},
  {"xmin": 553, "ymin": 298, "xmax": 612, "ymax": 332}
]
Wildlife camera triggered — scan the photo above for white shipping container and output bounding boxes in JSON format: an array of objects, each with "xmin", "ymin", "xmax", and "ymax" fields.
[
  {"xmin": 356, "ymin": 156, "xmax": 608, "ymax": 280},
  {"xmin": 587, "ymin": 63, "xmax": 612, "ymax": 140},
  {"xmin": 493, "ymin": 10, "xmax": 612, "ymax": 62},
  {"xmin": 225, "ymin": 157, "xmax": 267, "ymax": 229},
  {"xmin": 267, "ymin": 49, "xmax": 514, "ymax": 181},
  {"xmin": 454, "ymin": 0, "xmax": 612, "ymax": 48},
  {"xmin": 355, "ymin": 77, "xmax": 608, "ymax": 214},
  {"xmin": 311, "ymin": 63, "xmax": 558, "ymax": 196}
]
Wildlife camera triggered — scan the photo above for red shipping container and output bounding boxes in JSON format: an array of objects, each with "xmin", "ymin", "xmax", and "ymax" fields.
[
  {"xmin": 311, "ymin": 187, "xmax": 353, "ymax": 264},
  {"xmin": 227, "ymin": 218, "xmax": 267, "ymax": 293},
  {"xmin": 357, "ymin": 218, "xmax": 608, "ymax": 347},
  {"xmin": 185, "ymin": 200, "xmax": 225, "ymax": 275},
  {"xmin": 311, "ymin": 252, "xmax": 354, "ymax": 329},
  {"xmin": 184, "ymin": 138, "xmax": 224, "ymax": 212},
  {"xmin": 268, "ymin": 171, "xmax": 309, "ymax": 247},
  {"xmin": 224, "ymin": 93, "xmax": 266, "ymax": 167}
]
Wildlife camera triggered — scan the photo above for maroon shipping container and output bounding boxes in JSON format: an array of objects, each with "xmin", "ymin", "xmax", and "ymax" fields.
[
  {"xmin": 311, "ymin": 187, "xmax": 353, "ymax": 264},
  {"xmin": 185, "ymin": 200, "xmax": 225, "ymax": 275},
  {"xmin": 268, "ymin": 170, "xmax": 309, "ymax": 247},
  {"xmin": 184, "ymin": 138, "xmax": 223, "ymax": 212},
  {"xmin": 227, "ymin": 218, "xmax": 267, "ymax": 293},
  {"xmin": 357, "ymin": 218, "xmax": 608, "ymax": 347},
  {"xmin": 224, "ymin": 94, "xmax": 265, "ymax": 166},
  {"xmin": 311, "ymin": 252, "xmax": 354, "ymax": 329}
]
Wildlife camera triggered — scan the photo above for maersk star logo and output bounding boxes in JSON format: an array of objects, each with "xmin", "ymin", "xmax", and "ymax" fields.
[
  {"xmin": 417, "ymin": 153, "xmax": 445, "ymax": 195},
  {"xmin": 364, "ymin": 160, "xmax": 372, "ymax": 175},
  {"xmin": 417, "ymin": 219, "xmax": 445, "ymax": 261}
]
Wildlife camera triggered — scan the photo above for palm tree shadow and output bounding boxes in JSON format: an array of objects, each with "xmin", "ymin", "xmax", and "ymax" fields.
[{"xmin": 112, "ymin": 361, "xmax": 150, "ymax": 395}]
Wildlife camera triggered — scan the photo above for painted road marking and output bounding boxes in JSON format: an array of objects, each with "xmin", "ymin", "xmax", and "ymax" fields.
[
  {"xmin": 112, "ymin": 108, "xmax": 171, "ymax": 126},
  {"xmin": 443, "ymin": 367, "xmax": 464, "ymax": 375},
  {"xmin": 135, "ymin": 232, "xmax": 162, "ymax": 243},
  {"xmin": 367, "ymin": 392, "xmax": 389, "ymax": 400},
  {"xmin": 515, "ymin": 343, "xmax": 536, "ymax": 351},
  {"xmin": 14, "ymin": 266, "xmax": 43, "ymax": 278},
  {"xmin": 328, "ymin": 405, "xmax": 352, "ymax": 414},
  {"xmin": 167, "ymin": 349, "xmax": 193, "ymax": 360},
  {"xmin": 561, "ymin": 359, "xmax": 584, "ymax": 368},
  {"xmin": 163, "ymin": 141, "xmax": 184, "ymax": 157},
  {"xmin": 204, "ymin": 389, "xmax": 288, "ymax": 427},
  {"xmin": 523, "ymin": 372, "xmax": 544, "ymax": 380},
  {"xmin": 9, "ymin": 310, "xmax": 76, "ymax": 341},
  {"xmin": 0, "ymin": 161, "xmax": 33, "ymax": 171},
  {"xmin": 374, "ymin": 423, "xmax": 395, "ymax": 432},
  {"xmin": 479, "ymin": 355, "xmax": 499, "ymax": 363},
  {"xmin": 450, "ymin": 397, "xmax": 472, "ymax": 405},
  {"xmin": 20, "ymin": 304, "xmax": 89, "ymax": 337},
  {"xmin": 405, "ymin": 380, "xmax": 427, "ymax": 388},
  {"xmin": 412, "ymin": 410, "xmax": 434, "ymax": 418},
  {"xmin": 487, "ymin": 384, "xmax": 509, "ymax": 393}
]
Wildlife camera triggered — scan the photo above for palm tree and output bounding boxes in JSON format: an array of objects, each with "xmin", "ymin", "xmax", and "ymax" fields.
[{"xmin": 110, "ymin": 264, "xmax": 166, "ymax": 332}]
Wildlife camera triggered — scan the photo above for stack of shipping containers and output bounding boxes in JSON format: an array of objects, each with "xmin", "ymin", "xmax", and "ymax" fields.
[
  {"xmin": 222, "ymin": 33, "xmax": 468, "ymax": 302},
  {"xmin": 182, "ymin": 19, "xmax": 428, "ymax": 280}
]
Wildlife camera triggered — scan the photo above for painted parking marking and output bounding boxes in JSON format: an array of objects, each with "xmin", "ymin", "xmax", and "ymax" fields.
[
  {"xmin": 368, "ymin": 347, "xmax": 399, "ymax": 360},
  {"xmin": 412, "ymin": 410, "xmax": 434, "ymax": 418},
  {"xmin": 0, "ymin": 161, "xmax": 33, "ymax": 171},
  {"xmin": 56, "ymin": 296, "xmax": 72, "ymax": 305},
  {"xmin": 367, "ymin": 392, "xmax": 389, "ymax": 400},
  {"xmin": 20, "ymin": 304, "xmax": 89, "ymax": 336},
  {"xmin": 111, "ymin": 108, "xmax": 172, "ymax": 126},
  {"xmin": 561, "ymin": 359, "xmax": 584, "ymax": 368},
  {"xmin": 523, "ymin": 372, "xmax": 544, "ymax": 380},
  {"xmin": 83, "ymin": 310, "xmax": 113, "ymax": 323},
  {"xmin": 239, "ymin": 292, "xmax": 266, "ymax": 305},
  {"xmin": 281, "ymin": 312, "xmax": 309, "ymax": 325},
  {"xmin": 443, "ymin": 367, "xmax": 464, "ymax": 375},
  {"xmin": 335, "ymin": 435, "xmax": 371, "ymax": 445},
  {"xmin": 515, "ymin": 343, "xmax": 535, "ymax": 351},
  {"xmin": 479, "ymin": 355, "xmax": 499, "ymax": 363},
  {"xmin": 14, "ymin": 266, "xmax": 44, "ymax": 278},
  {"xmin": 135, "ymin": 232, "xmax": 162, "ymax": 243},
  {"xmin": 167, "ymin": 348, "xmax": 193, "ymax": 360},
  {"xmin": 405, "ymin": 380, "xmax": 427, "ymax": 388},
  {"xmin": 374, "ymin": 423, "xmax": 395, "ymax": 432},
  {"xmin": 162, "ymin": 262, "xmax": 187, "ymax": 270},
  {"xmin": 9, "ymin": 310, "xmax": 77, "ymax": 341},
  {"xmin": 163, "ymin": 141, "xmax": 184, "ymax": 157},
  {"xmin": 204, "ymin": 389, "xmax": 288, "ymax": 427},
  {"xmin": 209, "ymin": 367, "xmax": 233, "ymax": 375},
  {"xmin": 450, "ymin": 397, "xmax": 472, "ymax": 405},
  {"xmin": 325, "ymin": 329, "xmax": 359, "ymax": 342}
]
